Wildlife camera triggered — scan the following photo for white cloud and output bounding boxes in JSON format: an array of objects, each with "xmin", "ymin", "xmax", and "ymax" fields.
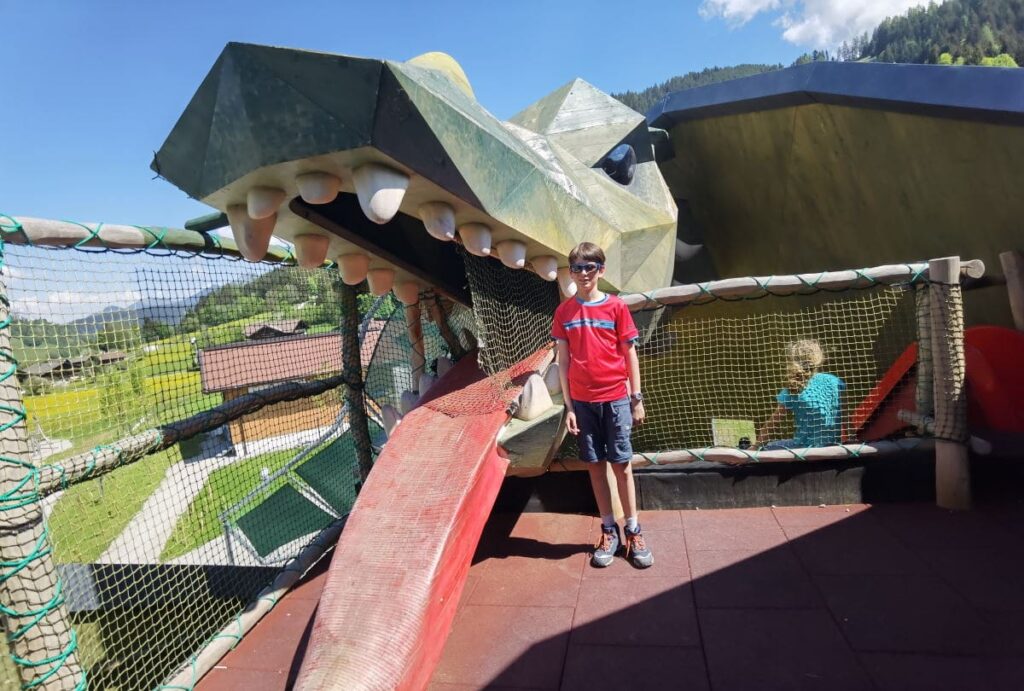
[
  {"xmin": 13, "ymin": 289, "xmax": 141, "ymax": 323},
  {"xmin": 700, "ymin": 0, "xmax": 928, "ymax": 48},
  {"xmin": 700, "ymin": 0, "xmax": 784, "ymax": 26}
]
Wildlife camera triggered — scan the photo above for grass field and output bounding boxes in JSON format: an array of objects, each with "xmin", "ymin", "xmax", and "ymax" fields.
[
  {"xmin": 23, "ymin": 388, "xmax": 103, "ymax": 439},
  {"xmin": 160, "ymin": 447, "xmax": 299, "ymax": 562},
  {"xmin": 47, "ymin": 446, "xmax": 181, "ymax": 564}
]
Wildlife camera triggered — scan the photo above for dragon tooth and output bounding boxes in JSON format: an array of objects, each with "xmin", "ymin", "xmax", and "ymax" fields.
[
  {"xmin": 458, "ymin": 222, "xmax": 491, "ymax": 257},
  {"xmin": 366, "ymin": 267, "xmax": 395, "ymax": 296},
  {"xmin": 418, "ymin": 202, "xmax": 456, "ymax": 242},
  {"xmin": 556, "ymin": 267, "xmax": 577, "ymax": 299},
  {"xmin": 294, "ymin": 234, "xmax": 329, "ymax": 268},
  {"xmin": 353, "ymin": 163, "xmax": 409, "ymax": 224},
  {"xmin": 296, "ymin": 172, "xmax": 341, "ymax": 205},
  {"xmin": 338, "ymin": 253, "xmax": 371, "ymax": 286},
  {"xmin": 227, "ymin": 205, "xmax": 276, "ymax": 261},
  {"xmin": 246, "ymin": 186, "xmax": 287, "ymax": 220},
  {"xmin": 394, "ymin": 280, "xmax": 421, "ymax": 306},
  {"xmin": 495, "ymin": 240, "xmax": 527, "ymax": 269},
  {"xmin": 530, "ymin": 255, "xmax": 558, "ymax": 281}
]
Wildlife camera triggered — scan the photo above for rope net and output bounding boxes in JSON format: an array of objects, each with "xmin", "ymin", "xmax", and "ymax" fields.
[
  {"xmin": 457, "ymin": 250, "xmax": 560, "ymax": 413},
  {"xmin": 0, "ymin": 214, "xmax": 967, "ymax": 689},
  {"xmin": 556, "ymin": 283, "xmax": 923, "ymax": 461},
  {"xmin": 0, "ymin": 240, "xmax": 437, "ymax": 690}
]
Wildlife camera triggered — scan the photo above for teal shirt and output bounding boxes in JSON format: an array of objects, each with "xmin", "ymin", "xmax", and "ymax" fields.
[{"xmin": 777, "ymin": 373, "xmax": 845, "ymax": 446}]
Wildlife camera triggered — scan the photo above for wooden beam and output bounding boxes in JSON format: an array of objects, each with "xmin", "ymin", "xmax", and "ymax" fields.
[
  {"xmin": 929, "ymin": 256, "xmax": 971, "ymax": 510},
  {"xmin": 621, "ymin": 259, "xmax": 985, "ymax": 311},
  {"xmin": 8, "ymin": 216, "xmax": 299, "ymax": 264},
  {"xmin": 550, "ymin": 438, "xmax": 931, "ymax": 470}
]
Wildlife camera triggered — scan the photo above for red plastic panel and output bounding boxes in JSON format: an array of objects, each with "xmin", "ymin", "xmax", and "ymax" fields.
[
  {"xmin": 294, "ymin": 350, "xmax": 544, "ymax": 690},
  {"xmin": 965, "ymin": 326, "xmax": 1024, "ymax": 433}
]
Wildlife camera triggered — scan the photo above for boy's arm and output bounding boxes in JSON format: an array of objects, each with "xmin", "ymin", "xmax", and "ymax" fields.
[
  {"xmin": 625, "ymin": 342, "xmax": 645, "ymax": 424},
  {"xmin": 555, "ymin": 340, "xmax": 578, "ymax": 435}
]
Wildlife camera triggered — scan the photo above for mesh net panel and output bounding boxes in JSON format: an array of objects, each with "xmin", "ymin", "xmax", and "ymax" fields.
[
  {"xmin": 0, "ymin": 228, "xmax": 971, "ymax": 689},
  {"xmin": 560, "ymin": 284, "xmax": 919, "ymax": 459},
  {"xmin": 3, "ymin": 242, "xmax": 392, "ymax": 690},
  {"xmin": 458, "ymin": 250, "xmax": 559, "ymax": 412},
  {"xmin": 361, "ymin": 293, "xmax": 476, "ymax": 416},
  {"xmin": 929, "ymin": 281, "xmax": 969, "ymax": 443}
]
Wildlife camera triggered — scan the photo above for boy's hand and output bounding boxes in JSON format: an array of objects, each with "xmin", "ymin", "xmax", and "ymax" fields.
[
  {"xmin": 631, "ymin": 401, "xmax": 645, "ymax": 425},
  {"xmin": 566, "ymin": 411, "xmax": 579, "ymax": 435}
]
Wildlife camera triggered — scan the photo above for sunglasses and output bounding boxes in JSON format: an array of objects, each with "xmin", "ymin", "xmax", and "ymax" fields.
[{"xmin": 569, "ymin": 262, "xmax": 603, "ymax": 274}]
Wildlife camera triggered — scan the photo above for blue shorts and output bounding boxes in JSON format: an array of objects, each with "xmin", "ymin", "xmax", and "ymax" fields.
[{"xmin": 574, "ymin": 397, "xmax": 633, "ymax": 463}]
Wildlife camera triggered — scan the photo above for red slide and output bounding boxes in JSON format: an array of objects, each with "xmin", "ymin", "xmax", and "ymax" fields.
[
  {"xmin": 294, "ymin": 348, "xmax": 550, "ymax": 690},
  {"xmin": 853, "ymin": 326, "xmax": 1024, "ymax": 441}
]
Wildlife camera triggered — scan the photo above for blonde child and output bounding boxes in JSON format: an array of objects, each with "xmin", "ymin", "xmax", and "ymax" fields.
[{"xmin": 757, "ymin": 340, "xmax": 845, "ymax": 449}]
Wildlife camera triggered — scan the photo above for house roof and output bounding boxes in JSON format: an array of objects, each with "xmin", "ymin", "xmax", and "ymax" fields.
[
  {"xmin": 648, "ymin": 61, "xmax": 1024, "ymax": 129},
  {"xmin": 243, "ymin": 320, "xmax": 308, "ymax": 339},
  {"xmin": 198, "ymin": 320, "xmax": 395, "ymax": 393},
  {"xmin": 22, "ymin": 360, "xmax": 69, "ymax": 376}
]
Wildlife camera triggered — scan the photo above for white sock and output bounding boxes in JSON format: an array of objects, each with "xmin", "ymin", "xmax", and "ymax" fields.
[
  {"xmin": 625, "ymin": 516, "xmax": 639, "ymax": 532},
  {"xmin": 601, "ymin": 514, "xmax": 616, "ymax": 529}
]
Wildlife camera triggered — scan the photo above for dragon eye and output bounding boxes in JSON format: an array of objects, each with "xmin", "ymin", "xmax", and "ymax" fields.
[{"xmin": 600, "ymin": 144, "xmax": 636, "ymax": 185}]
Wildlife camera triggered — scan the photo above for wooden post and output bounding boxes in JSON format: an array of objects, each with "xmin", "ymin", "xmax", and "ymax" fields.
[
  {"xmin": 0, "ymin": 250, "xmax": 84, "ymax": 687},
  {"xmin": 929, "ymin": 256, "xmax": 971, "ymax": 510},
  {"xmin": 405, "ymin": 303, "xmax": 426, "ymax": 384},
  {"xmin": 426, "ymin": 293, "xmax": 466, "ymax": 361},
  {"xmin": 337, "ymin": 283, "xmax": 375, "ymax": 484},
  {"xmin": 999, "ymin": 250, "xmax": 1024, "ymax": 331}
]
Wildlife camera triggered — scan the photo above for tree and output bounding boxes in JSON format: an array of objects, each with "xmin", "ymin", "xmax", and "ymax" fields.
[
  {"xmin": 981, "ymin": 52, "xmax": 1019, "ymax": 66},
  {"xmin": 141, "ymin": 318, "xmax": 173, "ymax": 343},
  {"xmin": 95, "ymin": 322, "xmax": 141, "ymax": 353}
]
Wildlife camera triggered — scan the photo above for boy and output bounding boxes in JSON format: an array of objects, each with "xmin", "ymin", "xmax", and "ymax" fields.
[{"xmin": 551, "ymin": 242, "xmax": 653, "ymax": 568}]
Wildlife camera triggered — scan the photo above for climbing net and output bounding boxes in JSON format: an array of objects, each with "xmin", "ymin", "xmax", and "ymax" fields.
[
  {"xmin": 0, "ymin": 211, "xmax": 972, "ymax": 689},
  {"xmin": 0, "ymin": 216, "xmax": 467, "ymax": 690},
  {"xmin": 549, "ymin": 263, "xmax": 968, "ymax": 464},
  {"xmin": 628, "ymin": 285, "xmax": 918, "ymax": 457}
]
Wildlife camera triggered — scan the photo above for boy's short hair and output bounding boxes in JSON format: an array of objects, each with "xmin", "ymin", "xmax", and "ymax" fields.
[{"xmin": 568, "ymin": 242, "xmax": 606, "ymax": 265}]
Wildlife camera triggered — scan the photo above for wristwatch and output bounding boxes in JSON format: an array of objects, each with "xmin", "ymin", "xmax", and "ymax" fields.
[{"xmin": 630, "ymin": 391, "xmax": 644, "ymax": 402}]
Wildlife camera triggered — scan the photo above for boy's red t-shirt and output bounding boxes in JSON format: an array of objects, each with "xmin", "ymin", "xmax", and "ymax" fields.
[{"xmin": 551, "ymin": 293, "xmax": 639, "ymax": 403}]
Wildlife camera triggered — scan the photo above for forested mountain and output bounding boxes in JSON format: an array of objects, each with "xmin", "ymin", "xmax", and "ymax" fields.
[
  {"xmin": 612, "ymin": 64, "xmax": 782, "ymax": 115},
  {"xmin": 619, "ymin": 0, "xmax": 1021, "ymax": 116},
  {"xmin": 859, "ymin": 0, "xmax": 1023, "ymax": 65},
  {"xmin": 801, "ymin": 0, "xmax": 1022, "ymax": 66}
]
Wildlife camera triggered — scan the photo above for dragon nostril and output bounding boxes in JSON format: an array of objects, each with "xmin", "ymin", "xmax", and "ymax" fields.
[{"xmin": 601, "ymin": 143, "xmax": 637, "ymax": 185}]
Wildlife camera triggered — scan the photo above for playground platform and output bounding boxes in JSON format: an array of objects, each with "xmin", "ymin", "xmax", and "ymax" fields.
[{"xmin": 197, "ymin": 503, "xmax": 1024, "ymax": 690}]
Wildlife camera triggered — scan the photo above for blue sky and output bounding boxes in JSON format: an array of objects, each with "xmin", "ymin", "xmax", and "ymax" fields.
[{"xmin": 2, "ymin": 0, "xmax": 924, "ymax": 228}]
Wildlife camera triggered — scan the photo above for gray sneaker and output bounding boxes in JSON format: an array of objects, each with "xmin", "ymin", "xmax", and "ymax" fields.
[
  {"xmin": 624, "ymin": 526, "xmax": 654, "ymax": 568},
  {"xmin": 591, "ymin": 524, "xmax": 621, "ymax": 567}
]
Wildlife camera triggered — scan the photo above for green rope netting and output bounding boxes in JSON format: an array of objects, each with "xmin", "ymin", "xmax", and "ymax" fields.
[{"xmin": 0, "ymin": 222, "xmax": 87, "ymax": 690}]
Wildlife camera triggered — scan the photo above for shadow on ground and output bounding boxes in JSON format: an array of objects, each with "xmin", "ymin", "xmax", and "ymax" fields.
[{"xmin": 434, "ymin": 498, "xmax": 1024, "ymax": 691}]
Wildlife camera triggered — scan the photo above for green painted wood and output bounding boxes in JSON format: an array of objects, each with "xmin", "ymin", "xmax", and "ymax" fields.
[
  {"xmin": 499, "ymin": 396, "xmax": 567, "ymax": 475},
  {"xmin": 666, "ymin": 103, "xmax": 1024, "ymax": 324}
]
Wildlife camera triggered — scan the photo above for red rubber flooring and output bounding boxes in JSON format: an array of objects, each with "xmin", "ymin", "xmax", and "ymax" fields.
[{"xmin": 199, "ymin": 502, "xmax": 1024, "ymax": 690}]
